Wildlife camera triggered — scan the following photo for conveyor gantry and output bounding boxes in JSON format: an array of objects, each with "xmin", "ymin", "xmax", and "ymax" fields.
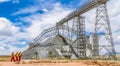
[{"xmin": 57, "ymin": 0, "xmax": 108, "ymax": 25}]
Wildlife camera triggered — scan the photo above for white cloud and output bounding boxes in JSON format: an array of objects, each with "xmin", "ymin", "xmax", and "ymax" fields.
[
  {"xmin": 12, "ymin": 0, "xmax": 19, "ymax": 4},
  {"xmin": 0, "ymin": 17, "xmax": 31, "ymax": 41},
  {"xmin": 0, "ymin": 45, "xmax": 28, "ymax": 55},
  {"xmin": 0, "ymin": 0, "xmax": 19, "ymax": 3},
  {"xmin": 12, "ymin": 6, "xmax": 40, "ymax": 15},
  {"xmin": 0, "ymin": 17, "xmax": 19, "ymax": 36},
  {"xmin": 42, "ymin": 8, "xmax": 48, "ymax": 12},
  {"xmin": 0, "ymin": 34, "xmax": 29, "ymax": 55},
  {"xmin": 20, "ymin": 3, "xmax": 72, "ymax": 38},
  {"xmin": 12, "ymin": 0, "xmax": 57, "ymax": 16},
  {"xmin": 0, "ymin": 0, "xmax": 9, "ymax": 3},
  {"xmin": 0, "ymin": 46, "xmax": 5, "ymax": 51},
  {"xmin": 0, "ymin": 17, "xmax": 31, "ymax": 55},
  {"xmin": 36, "ymin": 0, "xmax": 57, "ymax": 9}
]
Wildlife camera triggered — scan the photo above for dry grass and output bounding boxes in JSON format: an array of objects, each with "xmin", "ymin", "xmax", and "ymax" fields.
[{"xmin": 0, "ymin": 55, "xmax": 10, "ymax": 62}]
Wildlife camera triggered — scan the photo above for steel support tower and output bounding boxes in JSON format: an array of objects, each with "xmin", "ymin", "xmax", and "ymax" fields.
[
  {"xmin": 94, "ymin": 2, "xmax": 117, "ymax": 60},
  {"xmin": 76, "ymin": 16, "xmax": 86, "ymax": 58}
]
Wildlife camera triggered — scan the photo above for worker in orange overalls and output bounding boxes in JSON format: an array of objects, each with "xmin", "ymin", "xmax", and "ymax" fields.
[
  {"xmin": 18, "ymin": 52, "xmax": 22, "ymax": 62},
  {"xmin": 10, "ymin": 52, "xmax": 15, "ymax": 62},
  {"xmin": 15, "ymin": 52, "xmax": 19, "ymax": 62}
]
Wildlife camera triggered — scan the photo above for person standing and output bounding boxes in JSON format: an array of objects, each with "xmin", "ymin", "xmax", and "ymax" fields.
[
  {"xmin": 18, "ymin": 52, "xmax": 22, "ymax": 62},
  {"xmin": 15, "ymin": 52, "xmax": 19, "ymax": 62},
  {"xmin": 10, "ymin": 52, "xmax": 15, "ymax": 62}
]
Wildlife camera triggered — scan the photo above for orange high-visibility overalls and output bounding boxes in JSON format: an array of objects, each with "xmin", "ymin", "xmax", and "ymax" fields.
[
  {"xmin": 10, "ymin": 52, "xmax": 15, "ymax": 62},
  {"xmin": 18, "ymin": 52, "xmax": 22, "ymax": 62},
  {"xmin": 15, "ymin": 52, "xmax": 19, "ymax": 62}
]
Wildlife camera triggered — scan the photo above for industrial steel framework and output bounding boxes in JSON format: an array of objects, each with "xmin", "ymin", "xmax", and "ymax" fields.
[
  {"xmin": 93, "ymin": 3, "xmax": 116, "ymax": 60},
  {"xmin": 76, "ymin": 16, "xmax": 86, "ymax": 58},
  {"xmin": 30, "ymin": 0, "xmax": 116, "ymax": 60}
]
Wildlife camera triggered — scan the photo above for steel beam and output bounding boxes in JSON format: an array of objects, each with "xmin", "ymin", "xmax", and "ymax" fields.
[{"xmin": 57, "ymin": 0, "xmax": 108, "ymax": 25}]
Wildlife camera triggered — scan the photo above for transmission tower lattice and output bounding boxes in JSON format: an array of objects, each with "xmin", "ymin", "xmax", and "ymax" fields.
[{"xmin": 93, "ymin": 3, "xmax": 117, "ymax": 60}]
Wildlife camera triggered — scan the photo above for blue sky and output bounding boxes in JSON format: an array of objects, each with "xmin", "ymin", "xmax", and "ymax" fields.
[
  {"xmin": 0, "ymin": 0, "xmax": 86, "ymax": 55},
  {"xmin": 0, "ymin": 0, "xmax": 120, "ymax": 55},
  {"xmin": 0, "ymin": 0, "xmax": 86, "ymax": 30}
]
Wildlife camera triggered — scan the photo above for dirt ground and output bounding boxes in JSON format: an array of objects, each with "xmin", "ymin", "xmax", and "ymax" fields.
[
  {"xmin": 0, "ymin": 60, "xmax": 87, "ymax": 66},
  {"xmin": 0, "ymin": 60, "xmax": 120, "ymax": 66}
]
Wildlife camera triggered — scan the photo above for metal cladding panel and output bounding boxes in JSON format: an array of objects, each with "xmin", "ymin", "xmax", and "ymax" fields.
[{"xmin": 57, "ymin": 0, "xmax": 107, "ymax": 25}]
